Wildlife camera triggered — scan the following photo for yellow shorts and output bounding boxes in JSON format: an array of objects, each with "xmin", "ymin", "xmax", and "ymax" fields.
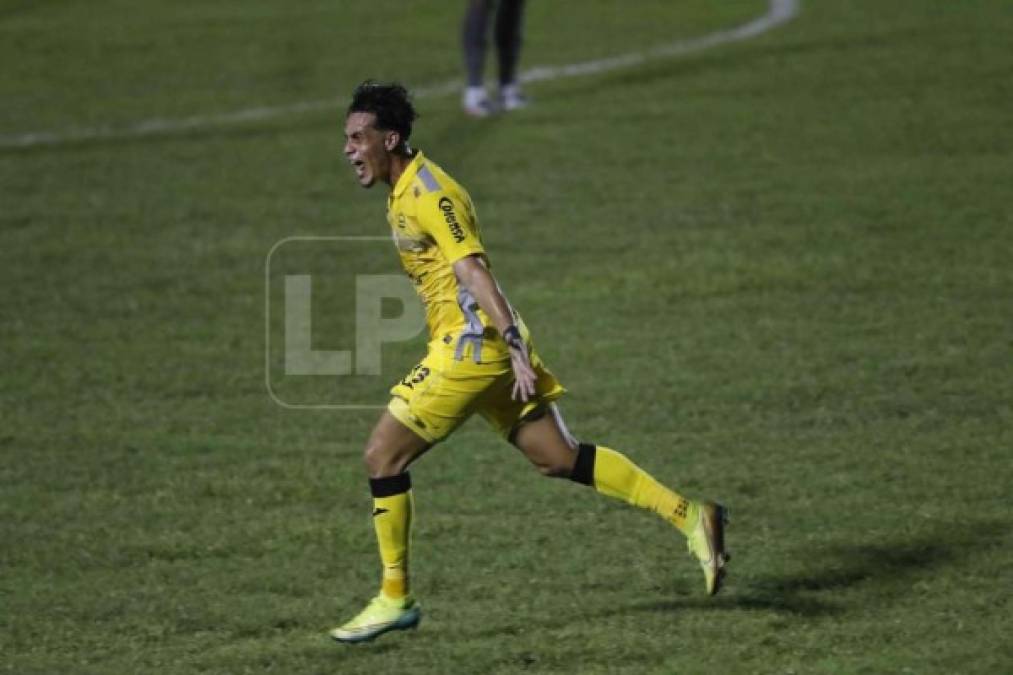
[{"xmin": 387, "ymin": 341, "xmax": 566, "ymax": 445}]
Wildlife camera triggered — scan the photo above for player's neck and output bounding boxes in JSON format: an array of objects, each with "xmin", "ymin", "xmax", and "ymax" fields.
[{"xmin": 386, "ymin": 152, "xmax": 414, "ymax": 188}]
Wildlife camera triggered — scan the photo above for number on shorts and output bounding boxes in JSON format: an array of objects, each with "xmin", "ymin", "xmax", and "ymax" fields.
[{"xmin": 400, "ymin": 364, "xmax": 431, "ymax": 389}]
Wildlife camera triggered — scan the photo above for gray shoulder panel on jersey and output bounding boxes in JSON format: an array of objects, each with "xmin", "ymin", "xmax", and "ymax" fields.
[{"xmin": 416, "ymin": 164, "xmax": 442, "ymax": 193}]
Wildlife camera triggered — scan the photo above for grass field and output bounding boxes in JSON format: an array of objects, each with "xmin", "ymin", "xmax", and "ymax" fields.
[{"xmin": 2, "ymin": 1, "xmax": 1012, "ymax": 673}]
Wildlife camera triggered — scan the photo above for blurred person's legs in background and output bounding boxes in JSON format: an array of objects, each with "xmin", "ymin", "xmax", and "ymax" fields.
[{"xmin": 462, "ymin": 0, "xmax": 527, "ymax": 116}]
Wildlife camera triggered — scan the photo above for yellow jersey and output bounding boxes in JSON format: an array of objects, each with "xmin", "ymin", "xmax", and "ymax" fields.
[{"xmin": 386, "ymin": 151, "xmax": 513, "ymax": 363}]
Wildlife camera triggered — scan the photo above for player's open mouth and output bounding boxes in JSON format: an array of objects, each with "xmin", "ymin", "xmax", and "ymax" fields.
[{"xmin": 351, "ymin": 159, "xmax": 366, "ymax": 179}]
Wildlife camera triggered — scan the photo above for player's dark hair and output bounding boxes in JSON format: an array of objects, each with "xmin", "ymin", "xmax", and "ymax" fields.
[{"xmin": 347, "ymin": 80, "xmax": 417, "ymax": 156}]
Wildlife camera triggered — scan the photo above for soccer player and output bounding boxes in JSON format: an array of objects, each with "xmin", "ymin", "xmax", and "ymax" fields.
[{"xmin": 330, "ymin": 81, "xmax": 728, "ymax": 643}]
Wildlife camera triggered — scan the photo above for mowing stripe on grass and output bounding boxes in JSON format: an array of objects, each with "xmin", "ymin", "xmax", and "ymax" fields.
[{"xmin": 0, "ymin": 0, "xmax": 799, "ymax": 149}]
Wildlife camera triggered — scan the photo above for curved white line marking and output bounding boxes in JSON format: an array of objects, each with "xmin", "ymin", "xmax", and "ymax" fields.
[{"xmin": 0, "ymin": 0, "xmax": 798, "ymax": 149}]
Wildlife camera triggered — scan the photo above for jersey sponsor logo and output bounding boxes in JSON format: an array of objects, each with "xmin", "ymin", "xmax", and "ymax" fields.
[
  {"xmin": 438, "ymin": 197, "xmax": 466, "ymax": 243},
  {"xmin": 372, "ymin": 507, "xmax": 389, "ymax": 517}
]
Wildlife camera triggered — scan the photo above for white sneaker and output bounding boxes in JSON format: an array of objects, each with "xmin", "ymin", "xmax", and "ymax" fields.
[
  {"xmin": 463, "ymin": 86, "xmax": 494, "ymax": 117},
  {"xmin": 499, "ymin": 83, "xmax": 528, "ymax": 112}
]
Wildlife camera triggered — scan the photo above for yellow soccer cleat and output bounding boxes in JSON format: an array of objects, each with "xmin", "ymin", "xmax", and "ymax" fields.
[
  {"xmin": 686, "ymin": 501, "xmax": 730, "ymax": 596},
  {"xmin": 330, "ymin": 594, "xmax": 421, "ymax": 644}
]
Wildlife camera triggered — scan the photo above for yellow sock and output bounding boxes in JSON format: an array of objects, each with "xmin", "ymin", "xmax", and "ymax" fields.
[
  {"xmin": 587, "ymin": 445, "xmax": 699, "ymax": 535},
  {"xmin": 369, "ymin": 474, "xmax": 414, "ymax": 600}
]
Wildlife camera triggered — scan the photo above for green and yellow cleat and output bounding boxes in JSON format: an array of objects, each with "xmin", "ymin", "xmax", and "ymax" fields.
[
  {"xmin": 686, "ymin": 501, "xmax": 730, "ymax": 596},
  {"xmin": 330, "ymin": 594, "xmax": 421, "ymax": 644}
]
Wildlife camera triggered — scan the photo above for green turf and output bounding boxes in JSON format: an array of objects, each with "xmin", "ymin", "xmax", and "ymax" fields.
[{"xmin": 2, "ymin": 1, "xmax": 1011, "ymax": 673}]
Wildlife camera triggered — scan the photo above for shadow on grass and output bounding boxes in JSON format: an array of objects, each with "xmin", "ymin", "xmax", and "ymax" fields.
[
  {"xmin": 637, "ymin": 519, "xmax": 1005, "ymax": 619},
  {"xmin": 456, "ymin": 519, "xmax": 1005, "ymax": 641}
]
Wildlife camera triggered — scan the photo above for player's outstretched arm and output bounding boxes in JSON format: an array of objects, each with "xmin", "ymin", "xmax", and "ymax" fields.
[{"xmin": 453, "ymin": 254, "xmax": 537, "ymax": 401}]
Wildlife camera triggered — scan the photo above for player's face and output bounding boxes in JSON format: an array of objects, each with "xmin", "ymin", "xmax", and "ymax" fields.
[{"xmin": 344, "ymin": 112, "xmax": 395, "ymax": 188}]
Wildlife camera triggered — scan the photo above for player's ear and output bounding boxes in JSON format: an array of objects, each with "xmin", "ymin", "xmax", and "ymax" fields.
[{"xmin": 384, "ymin": 131, "xmax": 400, "ymax": 152}]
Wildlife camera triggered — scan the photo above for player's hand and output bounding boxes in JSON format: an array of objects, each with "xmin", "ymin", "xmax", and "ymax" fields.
[
  {"xmin": 503, "ymin": 325, "xmax": 537, "ymax": 402},
  {"xmin": 509, "ymin": 349, "xmax": 537, "ymax": 402}
]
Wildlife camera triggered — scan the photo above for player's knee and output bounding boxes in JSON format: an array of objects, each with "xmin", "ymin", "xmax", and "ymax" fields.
[{"xmin": 362, "ymin": 442, "xmax": 404, "ymax": 478}]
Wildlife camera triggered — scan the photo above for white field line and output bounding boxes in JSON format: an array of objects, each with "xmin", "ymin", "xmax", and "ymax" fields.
[{"xmin": 0, "ymin": 0, "xmax": 799, "ymax": 150}]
